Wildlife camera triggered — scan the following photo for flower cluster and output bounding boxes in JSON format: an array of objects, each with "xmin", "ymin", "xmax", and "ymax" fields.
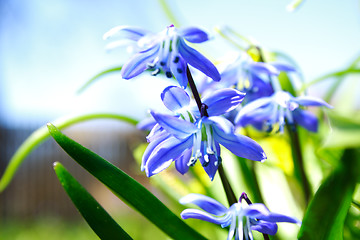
[
  {"xmin": 141, "ymin": 86, "xmax": 266, "ymax": 180},
  {"xmin": 180, "ymin": 193, "xmax": 301, "ymax": 240},
  {"xmin": 103, "ymin": 22, "xmax": 333, "ymax": 239}
]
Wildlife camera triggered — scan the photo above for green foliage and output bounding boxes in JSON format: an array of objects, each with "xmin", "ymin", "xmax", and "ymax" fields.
[
  {"xmin": 0, "ymin": 113, "xmax": 138, "ymax": 193},
  {"xmin": 298, "ymin": 148, "xmax": 360, "ymax": 240},
  {"xmin": 47, "ymin": 123, "xmax": 207, "ymax": 240},
  {"xmin": 53, "ymin": 162, "xmax": 133, "ymax": 240},
  {"xmin": 77, "ymin": 66, "xmax": 122, "ymax": 94}
]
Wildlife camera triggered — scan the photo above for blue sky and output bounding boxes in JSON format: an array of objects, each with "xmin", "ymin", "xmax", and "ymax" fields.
[{"xmin": 0, "ymin": 0, "xmax": 359, "ymax": 126}]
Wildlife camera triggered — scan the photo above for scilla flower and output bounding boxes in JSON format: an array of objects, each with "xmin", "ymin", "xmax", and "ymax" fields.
[
  {"xmin": 180, "ymin": 193, "xmax": 301, "ymax": 240},
  {"xmin": 235, "ymin": 90, "xmax": 332, "ymax": 132},
  {"xmin": 104, "ymin": 25, "xmax": 220, "ymax": 88},
  {"xmin": 142, "ymin": 86, "xmax": 266, "ymax": 180},
  {"xmin": 197, "ymin": 52, "xmax": 295, "ymax": 102}
]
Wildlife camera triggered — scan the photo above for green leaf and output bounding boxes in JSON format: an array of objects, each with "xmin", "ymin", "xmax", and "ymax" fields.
[
  {"xmin": 0, "ymin": 113, "xmax": 138, "ymax": 193},
  {"xmin": 53, "ymin": 162, "xmax": 133, "ymax": 240},
  {"xmin": 298, "ymin": 148, "xmax": 360, "ymax": 240},
  {"xmin": 323, "ymin": 113, "xmax": 360, "ymax": 149},
  {"xmin": 47, "ymin": 123, "xmax": 206, "ymax": 240},
  {"xmin": 77, "ymin": 66, "xmax": 122, "ymax": 94}
]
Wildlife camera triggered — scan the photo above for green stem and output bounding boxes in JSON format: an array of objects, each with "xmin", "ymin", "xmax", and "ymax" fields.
[
  {"xmin": 0, "ymin": 113, "xmax": 138, "ymax": 192},
  {"xmin": 287, "ymin": 124, "xmax": 312, "ymax": 204},
  {"xmin": 218, "ymin": 165, "xmax": 238, "ymax": 206},
  {"xmin": 158, "ymin": 0, "xmax": 181, "ymax": 27}
]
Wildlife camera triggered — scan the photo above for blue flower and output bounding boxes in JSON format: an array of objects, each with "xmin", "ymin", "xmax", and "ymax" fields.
[
  {"xmin": 235, "ymin": 90, "xmax": 333, "ymax": 132},
  {"xmin": 104, "ymin": 25, "xmax": 221, "ymax": 88},
  {"xmin": 180, "ymin": 193, "xmax": 301, "ymax": 240},
  {"xmin": 197, "ymin": 52, "xmax": 295, "ymax": 102},
  {"xmin": 141, "ymin": 86, "xmax": 266, "ymax": 180}
]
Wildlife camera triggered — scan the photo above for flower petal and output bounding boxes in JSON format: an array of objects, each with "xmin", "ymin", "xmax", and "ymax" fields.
[
  {"xmin": 145, "ymin": 136, "xmax": 192, "ymax": 177},
  {"xmin": 178, "ymin": 26, "xmax": 210, "ymax": 43},
  {"xmin": 247, "ymin": 62, "xmax": 279, "ymax": 76},
  {"xmin": 178, "ymin": 39, "xmax": 221, "ymax": 81},
  {"xmin": 121, "ymin": 45, "xmax": 159, "ymax": 79},
  {"xmin": 181, "ymin": 209, "xmax": 231, "ymax": 225},
  {"xmin": 180, "ymin": 193, "xmax": 228, "ymax": 215},
  {"xmin": 294, "ymin": 96, "xmax": 333, "ymax": 108},
  {"xmin": 250, "ymin": 221, "xmax": 278, "ymax": 235},
  {"xmin": 235, "ymin": 96, "xmax": 273, "ymax": 121},
  {"xmin": 175, "ymin": 148, "xmax": 192, "ymax": 174},
  {"xmin": 170, "ymin": 56, "xmax": 188, "ymax": 88},
  {"xmin": 243, "ymin": 203, "xmax": 301, "ymax": 224},
  {"xmin": 161, "ymin": 86, "xmax": 190, "ymax": 112},
  {"xmin": 150, "ymin": 111, "xmax": 198, "ymax": 139},
  {"xmin": 141, "ymin": 130, "xmax": 169, "ymax": 171},
  {"xmin": 137, "ymin": 116, "xmax": 156, "ymax": 131},
  {"xmin": 103, "ymin": 25, "xmax": 151, "ymax": 41},
  {"xmin": 202, "ymin": 88, "xmax": 246, "ymax": 116},
  {"xmin": 270, "ymin": 62, "xmax": 297, "ymax": 72},
  {"xmin": 293, "ymin": 109, "xmax": 319, "ymax": 132},
  {"xmin": 212, "ymin": 125, "xmax": 267, "ymax": 161}
]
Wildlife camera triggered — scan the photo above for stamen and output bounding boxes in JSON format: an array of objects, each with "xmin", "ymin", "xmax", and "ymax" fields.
[
  {"xmin": 202, "ymin": 154, "xmax": 210, "ymax": 167},
  {"xmin": 151, "ymin": 68, "xmax": 161, "ymax": 76},
  {"xmin": 177, "ymin": 68, "xmax": 183, "ymax": 73},
  {"xmin": 187, "ymin": 157, "xmax": 197, "ymax": 167},
  {"xmin": 147, "ymin": 62, "xmax": 156, "ymax": 69}
]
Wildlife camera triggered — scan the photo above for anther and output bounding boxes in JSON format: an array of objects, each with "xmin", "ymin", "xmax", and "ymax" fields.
[
  {"xmin": 202, "ymin": 155, "xmax": 210, "ymax": 167},
  {"xmin": 177, "ymin": 68, "xmax": 183, "ymax": 74},
  {"xmin": 160, "ymin": 61, "xmax": 166, "ymax": 66},
  {"xmin": 173, "ymin": 56, "xmax": 180, "ymax": 63},
  {"xmin": 165, "ymin": 71, "xmax": 173, "ymax": 78},
  {"xmin": 187, "ymin": 158, "xmax": 197, "ymax": 167}
]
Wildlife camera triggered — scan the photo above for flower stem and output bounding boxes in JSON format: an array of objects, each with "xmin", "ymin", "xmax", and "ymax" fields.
[
  {"xmin": 218, "ymin": 164, "xmax": 238, "ymax": 206},
  {"xmin": 186, "ymin": 65, "xmax": 237, "ymax": 206},
  {"xmin": 287, "ymin": 124, "xmax": 312, "ymax": 204}
]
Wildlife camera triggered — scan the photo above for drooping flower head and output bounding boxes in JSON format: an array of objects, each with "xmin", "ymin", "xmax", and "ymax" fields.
[
  {"xmin": 104, "ymin": 25, "xmax": 221, "ymax": 88},
  {"xmin": 235, "ymin": 90, "xmax": 333, "ymax": 132},
  {"xmin": 141, "ymin": 86, "xmax": 266, "ymax": 180},
  {"xmin": 180, "ymin": 193, "xmax": 301, "ymax": 240}
]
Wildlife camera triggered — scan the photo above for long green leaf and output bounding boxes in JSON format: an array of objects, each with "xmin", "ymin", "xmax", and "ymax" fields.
[
  {"xmin": 47, "ymin": 123, "xmax": 206, "ymax": 240},
  {"xmin": 53, "ymin": 162, "xmax": 133, "ymax": 240},
  {"xmin": 300, "ymin": 68, "xmax": 360, "ymax": 93},
  {"xmin": 77, "ymin": 66, "xmax": 122, "ymax": 94},
  {"xmin": 298, "ymin": 148, "xmax": 360, "ymax": 240},
  {"xmin": 0, "ymin": 113, "xmax": 138, "ymax": 193}
]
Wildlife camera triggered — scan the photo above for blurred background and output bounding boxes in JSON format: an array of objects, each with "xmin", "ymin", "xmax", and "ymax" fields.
[{"xmin": 0, "ymin": 0, "xmax": 359, "ymax": 239}]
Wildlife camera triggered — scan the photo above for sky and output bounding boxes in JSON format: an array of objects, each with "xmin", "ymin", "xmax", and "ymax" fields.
[{"xmin": 0, "ymin": 0, "xmax": 359, "ymax": 127}]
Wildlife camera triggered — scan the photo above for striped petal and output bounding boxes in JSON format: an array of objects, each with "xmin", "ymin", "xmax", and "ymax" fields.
[
  {"xmin": 180, "ymin": 193, "xmax": 228, "ymax": 215},
  {"xmin": 294, "ymin": 96, "xmax": 333, "ymax": 108},
  {"xmin": 121, "ymin": 45, "xmax": 159, "ymax": 79},
  {"xmin": 161, "ymin": 86, "xmax": 190, "ymax": 112},
  {"xmin": 103, "ymin": 25, "xmax": 151, "ymax": 41},
  {"xmin": 212, "ymin": 124, "xmax": 267, "ymax": 161},
  {"xmin": 178, "ymin": 26, "xmax": 210, "ymax": 43},
  {"xmin": 178, "ymin": 39, "xmax": 221, "ymax": 81},
  {"xmin": 145, "ymin": 136, "xmax": 193, "ymax": 177},
  {"xmin": 181, "ymin": 209, "xmax": 231, "ymax": 225},
  {"xmin": 175, "ymin": 148, "xmax": 192, "ymax": 174},
  {"xmin": 150, "ymin": 111, "xmax": 198, "ymax": 139},
  {"xmin": 242, "ymin": 203, "xmax": 301, "ymax": 224},
  {"xmin": 202, "ymin": 88, "xmax": 246, "ymax": 116}
]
